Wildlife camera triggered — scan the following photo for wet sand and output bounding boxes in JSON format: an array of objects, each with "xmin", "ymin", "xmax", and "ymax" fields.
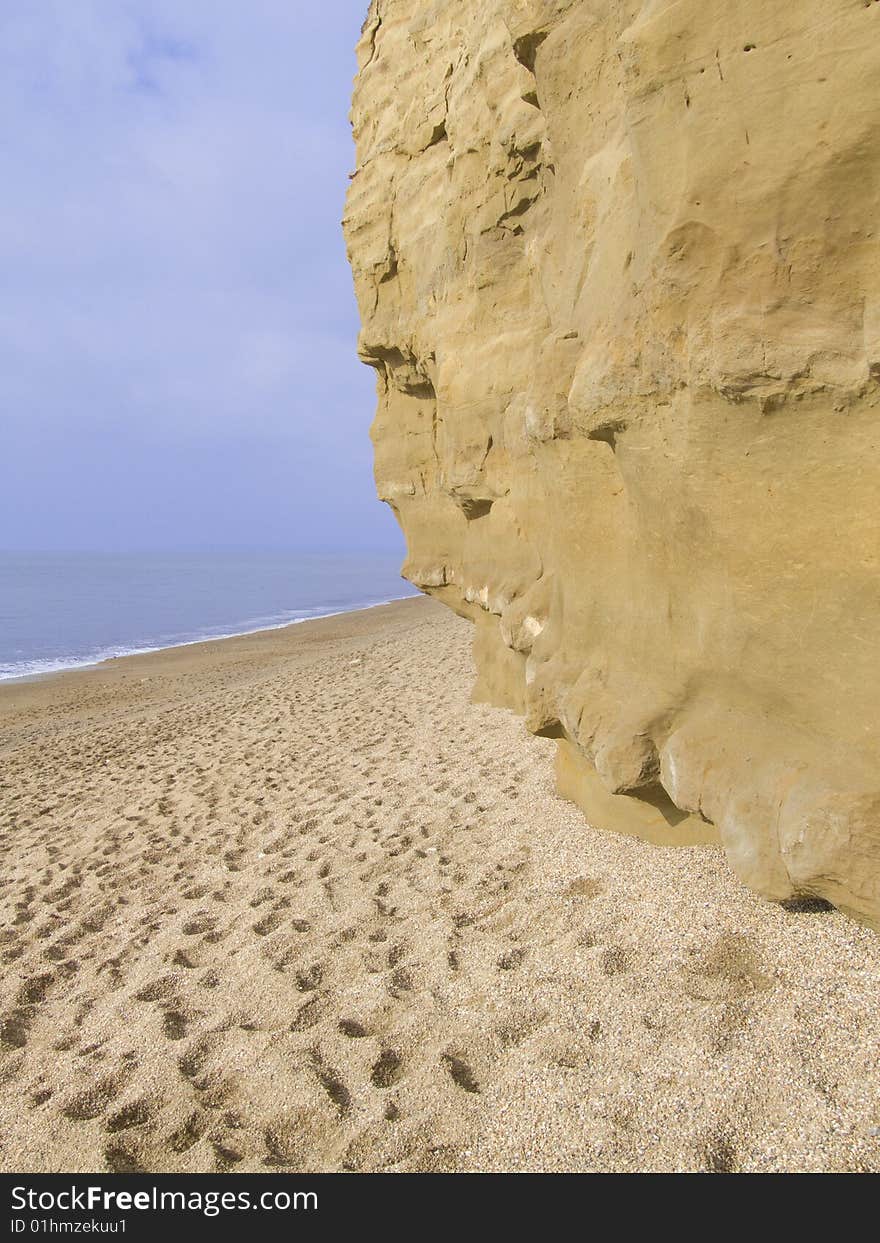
[{"xmin": 1, "ymin": 595, "xmax": 879, "ymax": 1172}]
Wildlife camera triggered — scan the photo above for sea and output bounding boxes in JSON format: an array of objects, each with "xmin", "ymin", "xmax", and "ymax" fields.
[{"xmin": 0, "ymin": 550, "xmax": 417, "ymax": 682}]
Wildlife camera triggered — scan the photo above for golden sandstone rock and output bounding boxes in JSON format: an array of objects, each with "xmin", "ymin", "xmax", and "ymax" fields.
[{"xmin": 343, "ymin": 0, "xmax": 880, "ymax": 927}]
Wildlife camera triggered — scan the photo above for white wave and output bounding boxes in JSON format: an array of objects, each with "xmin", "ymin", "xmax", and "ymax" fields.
[{"xmin": 0, "ymin": 594, "xmax": 415, "ymax": 683}]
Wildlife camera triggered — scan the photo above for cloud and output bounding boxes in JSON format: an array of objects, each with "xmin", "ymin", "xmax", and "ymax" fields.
[{"xmin": 0, "ymin": 2, "xmax": 395, "ymax": 551}]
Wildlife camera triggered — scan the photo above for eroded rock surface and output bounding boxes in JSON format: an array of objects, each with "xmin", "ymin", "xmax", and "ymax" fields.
[{"xmin": 343, "ymin": 0, "xmax": 880, "ymax": 926}]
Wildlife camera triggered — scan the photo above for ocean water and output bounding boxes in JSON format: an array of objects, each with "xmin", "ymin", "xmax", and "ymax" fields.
[{"xmin": 0, "ymin": 551, "xmax": 417, "ymax": 681}]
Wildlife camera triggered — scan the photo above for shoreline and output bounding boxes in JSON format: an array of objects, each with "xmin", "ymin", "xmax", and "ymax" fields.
[{"xmin": 0, "ymin": 593, "xmax": 418, "ymax": 688}]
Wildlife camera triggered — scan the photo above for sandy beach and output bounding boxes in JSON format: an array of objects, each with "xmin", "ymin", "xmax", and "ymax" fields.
[{"xmin": 1, "ymin": 595, "xmax": 879, "ymax": 1173}]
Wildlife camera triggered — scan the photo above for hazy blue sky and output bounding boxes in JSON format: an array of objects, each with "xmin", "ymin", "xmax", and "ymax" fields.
[{"xmin": 0, "ymin": 2, "xmax": 399, "ymax": 552}]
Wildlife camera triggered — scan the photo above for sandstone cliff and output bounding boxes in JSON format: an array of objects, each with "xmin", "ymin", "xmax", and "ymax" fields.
[{"xmin": 343, "ymin": 0, "xmax": 880, "ymax": 926}]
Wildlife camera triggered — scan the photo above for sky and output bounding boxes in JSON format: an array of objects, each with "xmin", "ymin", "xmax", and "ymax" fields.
[{"xmin": 0, "ymin": 1, "xmax": 400, "ymax": 553}]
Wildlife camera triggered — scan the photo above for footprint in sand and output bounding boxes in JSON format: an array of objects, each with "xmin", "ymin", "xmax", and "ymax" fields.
[
  {"xmin": 311, "ymin": 1057, "xmax": 352, "ymax": 1116},
  {"xmin": 0, "ymin": 972, "xmax": 55, "ymax": 1049},
  {"xmin": 338, "ymin": 1018, "xmax": 369, "ymax": 1039},
  {"xmin": 105, "ymin": 1098, "xmax": 154, "ymax": 1134},
  {"xmin": 295, "ymin": 963, "xmax": 324, "ymax": 992},
  {"xmin": 371, "ymin": 1048, "xmax": 404, "ymax": 1088},
  {"xmin": 104, "ymin": 1143, "xmax": 148, "ymax": 1173},
  {"xmin": 167, "ymin": 1111, "xmax": 206, "ymax": 1154},
  {"xmin": 441, "ymin": 1053, "xmax": 481, "ymax": 1094},
  {"xmin": 61, "ymin": 1074, "xmax": 125, "ymax": 1122},
  {"xmin": 161, "ymin": 1008, "xmax": 189, "ymax": 1040}
]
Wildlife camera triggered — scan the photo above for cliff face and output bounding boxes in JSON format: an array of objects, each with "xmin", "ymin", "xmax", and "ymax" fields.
[{"xmin": 343, "ymin": 0, "xmax": 880, "ymax": 926}]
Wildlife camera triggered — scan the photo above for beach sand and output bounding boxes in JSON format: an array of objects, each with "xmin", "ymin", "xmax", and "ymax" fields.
[{"xmin": 1, "ymin": 595, "xmax": 879, "ymax": 1173}]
